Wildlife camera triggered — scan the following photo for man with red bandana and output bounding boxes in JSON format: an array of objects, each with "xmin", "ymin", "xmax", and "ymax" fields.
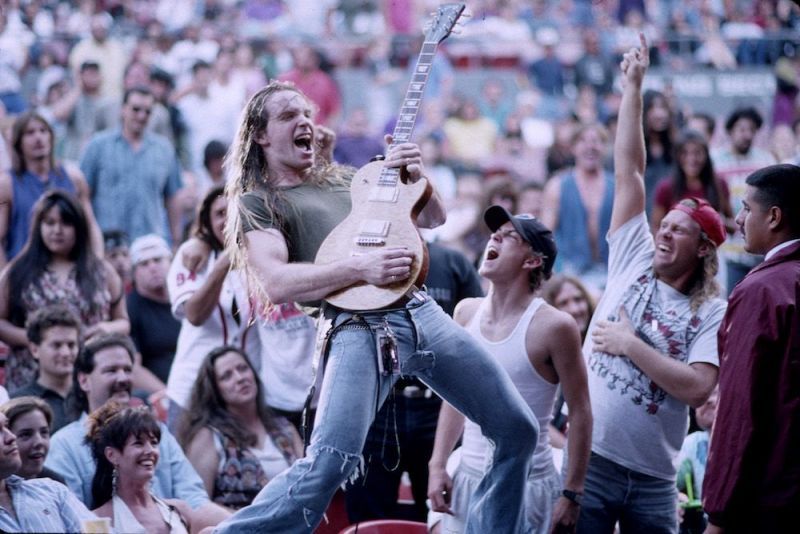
[{"xmin": 577, "ymin": 35, "xmax": 726, "ymax": 534}]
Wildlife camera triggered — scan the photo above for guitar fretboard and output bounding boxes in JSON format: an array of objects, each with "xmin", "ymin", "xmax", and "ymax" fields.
[{"xmin": 377, "ymin": 41, "xmax": 439, "ymax": 188}]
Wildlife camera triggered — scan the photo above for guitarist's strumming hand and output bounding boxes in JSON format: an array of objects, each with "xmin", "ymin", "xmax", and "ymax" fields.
[
  {"xmin": 385, "ymin": 134, "xmax": 426, "ymax": 184},
  {"xmin": 351, "ymin": 246, "xmax": 414, "ymax": 287}
]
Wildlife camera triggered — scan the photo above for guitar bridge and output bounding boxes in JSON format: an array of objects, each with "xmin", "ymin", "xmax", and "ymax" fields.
[{"xmin": 356, "ymin": 219, "xmax": 390, "ymax": 247}]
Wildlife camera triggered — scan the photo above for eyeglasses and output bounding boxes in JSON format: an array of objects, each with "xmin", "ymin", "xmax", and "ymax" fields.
[{"xmin": 130, "ymin": 106, "xmax": 152, "ymax": 116}]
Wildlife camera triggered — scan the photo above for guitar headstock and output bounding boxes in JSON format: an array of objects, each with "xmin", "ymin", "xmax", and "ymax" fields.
[{"xmin": 424, "ymin": 3, "xmax": 466, "ymax": 44}]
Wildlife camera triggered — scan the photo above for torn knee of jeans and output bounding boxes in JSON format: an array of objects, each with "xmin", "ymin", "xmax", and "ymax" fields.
[
  {"xmin": 401, "ymin": 350, "xmax": 435, "ymax": 378},
  {"xmin": 313, "ymin": 445, "xmax": 365, "ymax": 488}
]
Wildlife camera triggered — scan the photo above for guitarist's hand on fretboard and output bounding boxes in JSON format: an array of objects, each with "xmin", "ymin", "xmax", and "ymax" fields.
[
  {"xmin": 384, "ymin": 134, "xmax": 426, "ymax": 184},
  {"xmin": 312, "ymin": 2, "xmax": 463, "ymax": 309}
]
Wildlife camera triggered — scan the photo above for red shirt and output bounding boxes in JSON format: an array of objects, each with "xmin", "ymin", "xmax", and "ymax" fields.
[
  {"xmin": 703, "ymin": 241, "xmax": 800, "ymax": 526},
  {"xmin": 653, "ymin": 175, "xmax": 730, "ymax": 214}
]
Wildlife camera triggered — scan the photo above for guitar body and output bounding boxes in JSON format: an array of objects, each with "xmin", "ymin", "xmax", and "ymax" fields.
[
  {"xmin": 315, "ymin": 160, "xmax": 432, "ymax": 310},
  {"xmin": 314, "ymin": 2, "xmax": 463, "ymax": 310}
]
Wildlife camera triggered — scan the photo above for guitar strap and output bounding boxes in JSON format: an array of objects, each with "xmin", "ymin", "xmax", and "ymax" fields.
[{"xmin": 299, "ymin": 286, "xmax": 428, "ymax": 448}]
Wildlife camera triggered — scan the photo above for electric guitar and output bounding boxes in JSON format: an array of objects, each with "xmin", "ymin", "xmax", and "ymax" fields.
[{"xmin": 314, "ymin": 3, "xmax": 465, "ymax": 310}]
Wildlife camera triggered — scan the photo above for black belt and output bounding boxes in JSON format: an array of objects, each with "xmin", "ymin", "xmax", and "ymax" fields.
[{"xmin": 322, "ymin": 287, "xmax": 428, "ymax": 320}]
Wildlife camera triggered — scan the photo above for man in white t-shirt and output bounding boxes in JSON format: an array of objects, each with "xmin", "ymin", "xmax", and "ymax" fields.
[{"xmin": 577, "ymin": 35, "xmax": 726, "ymax": 534}]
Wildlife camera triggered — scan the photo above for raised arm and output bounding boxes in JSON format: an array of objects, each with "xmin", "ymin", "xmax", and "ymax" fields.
[
  {"xmin": 610, "ymin": 33, "xmax": 649, "ymax": 235},
  {"xmin": 181, "ymin": 252, "xmax": 231, "ymax": 326}
]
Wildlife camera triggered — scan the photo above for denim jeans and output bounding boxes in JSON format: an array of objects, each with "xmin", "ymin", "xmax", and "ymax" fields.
[
  {"xmin": 345, "ymin": 382, "xmax": 442, "ymax": 522},
  {"xmin": 214, "ymin": 296, "xmax": 538, "ymax": 534},
  {"xmin": 578, "ymin": 452, "xmax": 678, "ymax": 534}
]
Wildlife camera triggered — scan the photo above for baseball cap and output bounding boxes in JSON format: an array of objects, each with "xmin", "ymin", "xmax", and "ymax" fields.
[
  {"xmin": 484, "ymin": 205, "xmax": 558, "ymax": 277},
  {"xmin": 130, "ymin": 234, "xmax": 171, "ymax": 265},
  {"xmin": 671, "ymin": 198, "xmax": 726, "ymax": 247}
]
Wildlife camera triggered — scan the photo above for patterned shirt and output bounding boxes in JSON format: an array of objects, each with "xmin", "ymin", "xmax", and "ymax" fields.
[
  {"xmin": 0, "ymin": 475, "xmax": 97, "ymax": 533},
  {"xmin": 585, "ymin": 214, "xmax": 725, "ymax": 480}
]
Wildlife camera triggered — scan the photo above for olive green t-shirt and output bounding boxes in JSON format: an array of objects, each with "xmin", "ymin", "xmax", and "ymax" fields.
[{"xmin": 240, "ymin": 181, "xmax": 352, "ymax": 264}]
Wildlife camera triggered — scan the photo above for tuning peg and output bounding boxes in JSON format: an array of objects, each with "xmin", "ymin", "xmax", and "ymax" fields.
[
  {"xmin": 460, "ymin": 11, "xmax": 473, "ymax": 19},
  {"xmin": 450, "ymin": 28, "xmax": 463, "ymax": 35}
]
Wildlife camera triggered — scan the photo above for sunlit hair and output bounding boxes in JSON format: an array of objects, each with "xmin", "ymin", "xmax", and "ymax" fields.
[
  {"xmin": 85, "ymin": 402, "xmax": 161, "ymax": 508},
  {"xmin": 541, "ymin": 274, "xmax": 596, "ymax": 338},
  {"xmin": 223, "ymin": 81, "xmax": 351, "ymax": 306},
  {"xmin": 10, "ymin": 111, "xmax": 55, "ymax": 174},
  {"xmin": 177, "ymin": 346, "xmax": 281, "ymax": 450},
  {"xmin": 675, "ymin": 198, "xmax": 721, "ymax": 311}
]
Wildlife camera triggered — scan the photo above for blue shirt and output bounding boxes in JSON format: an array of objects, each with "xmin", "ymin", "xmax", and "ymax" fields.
[
  {"xmin": 0, "ymin": 475, "xmax": 97, "ymax": 533},
  {"xmin": 80, "ymin": 129, "xmax": 182, "ymax": 241},
  {"xmin": 7, "ymin": 166, "xmax": 76, "ymax": 260},
  {"xmin": 45, "ymin": 413, "xmax": 209, "ymax": 509}
]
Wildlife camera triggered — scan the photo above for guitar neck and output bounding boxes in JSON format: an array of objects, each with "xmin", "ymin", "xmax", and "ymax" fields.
[{"xmin": 391, "ymin": 41, "xmax": 439, "ymax": 147}]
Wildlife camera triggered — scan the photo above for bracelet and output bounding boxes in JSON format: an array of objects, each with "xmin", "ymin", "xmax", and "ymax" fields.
[{"xmin": 562, "ymin": 489, "xmax": 583, "ymax": 506}]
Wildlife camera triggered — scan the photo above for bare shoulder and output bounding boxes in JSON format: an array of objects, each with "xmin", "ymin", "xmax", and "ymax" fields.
[
  {"xmin": 542, "ymin": 174, "xmax": 563, "ymax": 197},
  {"xmin": 453, "ymin": 297, "xmax": 483, "ymax": 327},
  {"xmin": 529, "ymin": 301, "xmax": 580, "ymax": 339},
  {"xmin": 187, "ymin": 425, "xmax": 215, "ymax": 452}
]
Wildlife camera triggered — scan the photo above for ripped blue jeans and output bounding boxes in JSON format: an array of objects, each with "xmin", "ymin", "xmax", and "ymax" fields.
[{"xmin": 214, "ymin": 296, "xmax": 538, "ymax": 533}]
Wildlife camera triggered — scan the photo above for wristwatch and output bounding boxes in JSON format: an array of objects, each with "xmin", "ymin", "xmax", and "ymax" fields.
[{"xmin": 562, "ymin": 489, "xmax": 583, "ymax": 506}]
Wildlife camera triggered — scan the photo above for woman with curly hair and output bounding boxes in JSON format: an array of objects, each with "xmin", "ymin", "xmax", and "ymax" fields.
[
  {"xmin": 86, "ymin": 402, "xmax": 194, "ymax": 533},
  {"xmin": 178, "ymin": 346, "xmax": 302, "ymax": 510},
  {"xmin": 0, "ymin": 190, "xmax": 128, "ymax": 392}
]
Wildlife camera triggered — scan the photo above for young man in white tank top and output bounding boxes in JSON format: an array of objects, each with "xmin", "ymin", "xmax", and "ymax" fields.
[{"xmin": 428, "ymin": 206, "xmax": 593, "ymax": 533}]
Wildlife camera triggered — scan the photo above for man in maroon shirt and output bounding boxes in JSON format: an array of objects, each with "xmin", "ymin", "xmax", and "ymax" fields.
[{"xmin": 703, "ymin": 163, "xmax": 800, "ymax": 532}]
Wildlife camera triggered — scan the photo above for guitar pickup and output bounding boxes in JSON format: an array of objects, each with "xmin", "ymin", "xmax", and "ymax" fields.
[
  {"xmin": 369, "ymin": 185, "xmax": 399, "ymax": 203},
  {"xmin": 356, "ymin": 220, "xmax": 390, "ymax": 246}
]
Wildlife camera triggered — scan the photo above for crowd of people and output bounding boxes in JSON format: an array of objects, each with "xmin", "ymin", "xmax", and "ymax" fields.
[{"xmin": 0, "ymin": 1, "xmax": 798, "ymax": 533}]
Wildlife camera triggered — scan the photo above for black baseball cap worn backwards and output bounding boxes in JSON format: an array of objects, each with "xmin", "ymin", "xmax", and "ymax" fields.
[{"xmin": 483, "ymin": 205, "xmax": 558, "ymax": 277}]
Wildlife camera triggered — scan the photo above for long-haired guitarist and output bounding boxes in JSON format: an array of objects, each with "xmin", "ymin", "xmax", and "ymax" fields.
[{"xmin": 208, "ymin": 80, "xmax": 540, "ymax": 533}]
